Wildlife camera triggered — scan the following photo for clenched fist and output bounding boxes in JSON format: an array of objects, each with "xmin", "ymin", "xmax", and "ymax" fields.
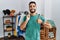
[{"xmin": 26, "ymin": 14, "xmax": 30, "ymax": 21}]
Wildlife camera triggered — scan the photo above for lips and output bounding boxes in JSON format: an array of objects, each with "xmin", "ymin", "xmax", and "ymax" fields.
[{"xmin": 30, "ymin": 9, "xmax": 36, "ymax": 13}]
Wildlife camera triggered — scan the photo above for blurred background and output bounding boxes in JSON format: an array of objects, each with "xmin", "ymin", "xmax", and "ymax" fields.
[{"xmin": 0, "ymin": 0, "xmax": 60, "ymax": 40}]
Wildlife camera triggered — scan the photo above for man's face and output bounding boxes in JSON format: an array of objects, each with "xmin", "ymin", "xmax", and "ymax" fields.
[{"xmin": 29, "ymin": 3, "xmax": 37, "ymax": 13}]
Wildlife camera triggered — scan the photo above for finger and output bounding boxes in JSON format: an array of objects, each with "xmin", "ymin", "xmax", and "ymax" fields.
[{"xmin": 28, "ymin": 15, "xmax": 30, "ymax": 17}]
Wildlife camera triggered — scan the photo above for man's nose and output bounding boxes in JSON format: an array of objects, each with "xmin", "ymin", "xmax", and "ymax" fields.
[{"xmin": 30, "ymin": 6, "xmax": 34, "ymax": 9}]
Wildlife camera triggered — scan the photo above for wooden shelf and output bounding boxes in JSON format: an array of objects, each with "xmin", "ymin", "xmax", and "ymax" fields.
[
  {"xmin": 4, "ymin": 28, "xmax": 14, "ymax": 32},
  {"xmin": 40, "ymin": 25, "xmax": 56, "ymax": 40},
  {"xmin": 3, "ymin": 22, "xmax": 15, "ymax": 25},
  {"xmin": 3, "ymin": 15, "xmax": 16, "ymax": 40},
  {"xmin": 3, "ymin": 16, "xmax": 16, "ymax": 18}
]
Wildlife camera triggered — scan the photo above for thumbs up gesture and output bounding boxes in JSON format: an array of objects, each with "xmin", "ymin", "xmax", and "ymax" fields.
[{"xmin": 37, "ymin": 19, "xmax": 42, "ymax": 24}]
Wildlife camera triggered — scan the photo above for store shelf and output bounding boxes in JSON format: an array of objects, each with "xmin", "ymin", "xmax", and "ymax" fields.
[
  {"xmin": 3, "ymin": 16, "xmax": 16, "ymax": 18},
  {"xmin": 4, "ymin": 29, "xmax": 14, "ymax": 32},
  {"xmin": 3, "ymin": 22, "xmax": 15, "ymax": 25},
  {"xmin": 3, "ymin": 15, "xmax": 16, "ymax": 40}
]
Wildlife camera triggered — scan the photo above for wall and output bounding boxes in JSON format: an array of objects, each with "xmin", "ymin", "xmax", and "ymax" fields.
[
  {"xmin": 0, "ymin": 0, "xmax": 59, "ymax": 40},
  {"xmin": 21, "ymin": 0, "xmax": 44, "ymax": 14},
  {"xmin": 44, "ymin": 0, "xmax": 52, "ymax": 20},
  {"xmin": 0, "ymin": 0, "xmax": 44, "ymax": 38},
  {"xmin": 52, "ymin": 0, "xmax": 60, "ymax": 40},
  {"xmin": 0, "ymin": 0, "xmax": 22, "ymax": 37},
  {"xmin": 44, "ymin": 0, "xmax": 60, "ymax": 40}
]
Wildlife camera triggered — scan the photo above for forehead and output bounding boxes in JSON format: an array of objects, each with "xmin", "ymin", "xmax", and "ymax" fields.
[{"xmin": 29, "ymin": 3, "xmax": 36, "ymax": 6}]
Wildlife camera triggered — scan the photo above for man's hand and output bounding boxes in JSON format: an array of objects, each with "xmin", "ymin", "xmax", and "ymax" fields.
[
  {"xmin": 26, "ymin": 14, "xmax": 30, "ymax": 21},
  {"xmin": 37, "ymin": 19, "xmax": 42, "ymax": 24},
  {"xmin": 44, "ymin": 21, "xmax": 52, "ymax": 28}
]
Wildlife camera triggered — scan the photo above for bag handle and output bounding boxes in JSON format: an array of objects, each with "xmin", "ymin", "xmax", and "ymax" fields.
[
  {"xmin": 38, "ymin": 14, "xmax": 44, "ymax": 29},
  {"xmin": 38, "ymin": 14, "xmax": 40, "ymax": 19}
]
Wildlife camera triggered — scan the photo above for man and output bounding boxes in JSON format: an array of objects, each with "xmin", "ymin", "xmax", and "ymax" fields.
[{"xmin": 20, "ymin": 1, "xmax": 45, "ymax": 40}]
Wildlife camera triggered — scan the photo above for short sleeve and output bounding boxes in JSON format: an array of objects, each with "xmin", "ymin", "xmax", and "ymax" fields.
[{"xmin": 40, "ymin": 16, "xmax": 45, "ymax": 23}]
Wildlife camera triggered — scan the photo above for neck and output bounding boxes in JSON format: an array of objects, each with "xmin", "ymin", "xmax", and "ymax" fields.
[{"xmin": 30, "ymin": 12, "xmax": 37, "ymax": 16}]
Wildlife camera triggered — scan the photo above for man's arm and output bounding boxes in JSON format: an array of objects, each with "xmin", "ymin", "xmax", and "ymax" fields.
[
  {"xmin": 20, "ymin": 14, "xmax": 30, "ymax": 30},
  {"xmin": 20, "ymin": 20, "xmax": 28, "ymax": 30}
]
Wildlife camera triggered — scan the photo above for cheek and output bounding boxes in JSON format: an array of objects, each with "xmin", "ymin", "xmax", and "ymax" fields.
[
  {"xmin": 34, "ymin": 7, "xmax": 36, "ymax": 9},
  {"xmin": 29, "ymin": 7, "xmax": 31, "ymax": 10},
  {"xmin": 29, "ymin": 8, "xmax": 31, "ymax": 11},
  {"xmin": 29, "ymin": 7, "xmax": 32, "ymax": 10}
]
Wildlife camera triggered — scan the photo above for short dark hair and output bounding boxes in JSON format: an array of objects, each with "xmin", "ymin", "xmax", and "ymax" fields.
[{"xmin": 29, "ymin": 1, "xmax": 36, "ymax": 5}]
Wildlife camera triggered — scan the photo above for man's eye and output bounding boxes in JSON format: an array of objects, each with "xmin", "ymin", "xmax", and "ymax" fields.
[
  {"xmin": 29, "ymin": 5, "xmax": 35, "ymax": 7},
  {"xmin": 33, "ymin": 6, "xmax": 35, "ymax": 7}
]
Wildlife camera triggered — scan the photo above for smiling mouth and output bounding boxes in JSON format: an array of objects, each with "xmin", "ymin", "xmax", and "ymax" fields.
[{"xmin": 30, "ymin": 9, "xmax": 36, "ymax": 13}]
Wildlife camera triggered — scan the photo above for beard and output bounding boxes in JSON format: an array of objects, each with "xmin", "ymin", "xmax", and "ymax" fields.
[{"xmin": 30, "ymin": 9, "xmax": 36, "ymax": 13}]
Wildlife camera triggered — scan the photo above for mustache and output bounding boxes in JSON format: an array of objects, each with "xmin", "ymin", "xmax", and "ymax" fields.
[{"xmin": 30, "ymin": 9, "xmax": 36, "ymax": 13}]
